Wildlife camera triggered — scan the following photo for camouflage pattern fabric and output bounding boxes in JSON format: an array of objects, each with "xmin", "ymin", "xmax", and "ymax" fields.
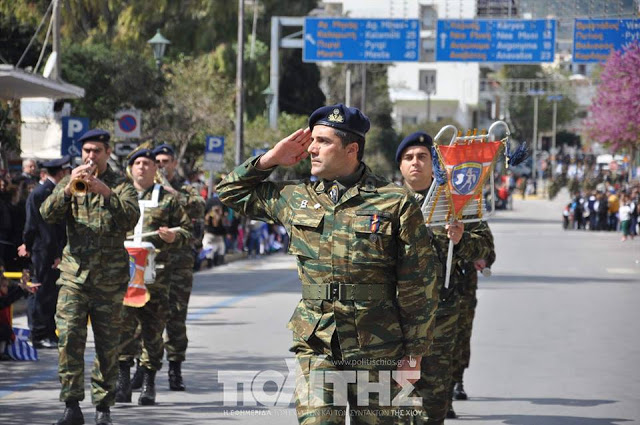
[
  {"xmin": 294, "ymin": 350, "xmax": 403, "ymax": 425},
  {"xmin": 218, "ymin": 156, "xmax": 439, "ymax": 361},
  {"xmin": 451, "ymin": 223, "xmax": 495, "ymax": 384},
  {"xmin": 407, "ymin": 191, "xmax": 494, "ymax": 424},
  {"xmin": 218, "ymin": 156, "xmax": 439, "ymax": 424},
  {"xmin": 119, "ymin": 270, "xmax": 169, "ymax": 371},
  {"xmin": 40, "ymin": 166, "xmax": 140, "ymax": 406},
  {"xmin": 164, "ymin": 175, "xmax": 204, "ymax": 361},
  {"xmin": 117, "ymin": 185, "xmax": 192, "ymax": 372},
  {"xmin": 164, "ymin": 267, "xmax": 194, "ymax": 362}
]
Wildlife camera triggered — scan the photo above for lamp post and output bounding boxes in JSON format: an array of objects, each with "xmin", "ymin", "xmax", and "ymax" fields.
[{"xmin": 147, "ymin": 30, "xmax": 171, "ymax": 68}]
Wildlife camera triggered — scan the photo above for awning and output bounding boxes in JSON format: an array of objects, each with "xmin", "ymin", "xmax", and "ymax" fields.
[{"xmin": 0, "ymin": 65, "xmax": 85, "ymax": 100}]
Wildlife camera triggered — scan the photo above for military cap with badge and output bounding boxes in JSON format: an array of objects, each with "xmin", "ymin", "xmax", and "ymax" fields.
[
  {"xmin": 309, "ymin": 103, "xmax": 371, "ymax": 137},
  {"xmin": 77, "ymin": 129, "xmax": 111, "ymax": 146},
  {"xmin": 395, "ymin": 131, "xmax": 434, "ymax": 164}
]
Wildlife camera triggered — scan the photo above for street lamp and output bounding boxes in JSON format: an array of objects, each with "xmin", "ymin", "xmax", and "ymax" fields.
[{"xmin": 147, "ymin": 29, "xmax": 171, "ymax": 68}]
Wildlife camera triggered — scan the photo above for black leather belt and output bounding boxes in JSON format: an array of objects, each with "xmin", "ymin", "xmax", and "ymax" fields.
[{"xmin": 301, "ymin": 283, "xmax": 395, "ymax": 301}]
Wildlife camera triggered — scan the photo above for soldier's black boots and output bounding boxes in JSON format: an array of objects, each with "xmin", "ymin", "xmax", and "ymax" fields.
[
  {"xmin": 168, "ymin": 361, "xmax": 186, "ymax": 391},
  {"xmin": 453, "ymin": 381, "xmax": 468, "ymax": 400},
  {"xmin": 54, "ymin": 401, "xmax": 84, "ymax": 425},
  {"xmin": 115, "ymin": 362, "xmax": 131, "ymax": 403},
  {"xmin": 138, "ymin": 367, "xmax": 157, "ymax": 405},
  {"xmin": 95, "ymin": 407, "xmax": 112, "ymax": 425},
  {"xmin": 131, "ymin": 360, "xmax": 143, "ymax": 390}
]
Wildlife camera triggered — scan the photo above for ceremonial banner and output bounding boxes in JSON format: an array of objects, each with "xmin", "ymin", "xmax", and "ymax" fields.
[
  {"xmin": 436, "ymin": 141, "xmax": 502, "ymax": 218},
  {"xmin": 124, "ymin": 247, "xmax": 150, "ymax": 307}
]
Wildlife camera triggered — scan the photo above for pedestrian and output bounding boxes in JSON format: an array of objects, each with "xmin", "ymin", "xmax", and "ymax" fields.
[
  {"xmin": 116, "ymin": 148, "xmax": 192, "ymax": 406},
  {"xmin": 40, "ymin": 129, "xmax": 140, "ymax": 425},
  {"xmin": 396, "ymin": 132, "xmax": 495, "ymax": 422},
  {"xmin": 218, "ymin": 104, "xmax": 439, "ymax": 424},
  {"xmin": 18, "ymin": 156, "xmax": 71, "ymax": 349}
]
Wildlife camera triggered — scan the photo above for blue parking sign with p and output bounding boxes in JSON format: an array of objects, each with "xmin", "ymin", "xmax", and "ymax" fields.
[{"xmin": 61, "ymin": 117, "xmax": 89, "ymax": 157}]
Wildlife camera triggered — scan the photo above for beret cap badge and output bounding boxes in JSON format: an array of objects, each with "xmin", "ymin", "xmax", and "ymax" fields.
[{"xmin": 327, "ymin": 109, "xmax": 344, "ymax": 123}]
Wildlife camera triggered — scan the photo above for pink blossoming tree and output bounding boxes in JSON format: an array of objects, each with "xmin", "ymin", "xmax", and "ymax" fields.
[{"xmin": 586, "ymin": 42, "xmax": 640, "ymax": 164}]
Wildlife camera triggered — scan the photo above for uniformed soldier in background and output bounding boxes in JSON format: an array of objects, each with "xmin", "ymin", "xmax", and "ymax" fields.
[
  {"xmin": 395, "ymin": 132, "xmax": 494, "ymax": 424},
  {"xmin": 218, "ymin": 104, "xmax": 440, "ymax": 424},
  {"xmin": 116, "ymin": 149, "xmax": 191, "ymax": 406},
  {"xmin": 18, "ymin": 156, "xmax": 70, "ymax": 349},
  {"xmin": 152, "ymin": 143, "xmax": 205, "ymax": 391},
  {"xmin": 40, "ymin": 129, "xmax": 139, "ymax": 425},
  {"xmin": 451, "ymin": 232, "xmax": 495, "ymax": 404}
]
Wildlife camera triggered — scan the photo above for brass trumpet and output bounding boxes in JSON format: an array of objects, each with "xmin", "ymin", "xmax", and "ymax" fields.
[{"xmin": 70, "ymin": 160, "xmax": 98, "ymax": 197}]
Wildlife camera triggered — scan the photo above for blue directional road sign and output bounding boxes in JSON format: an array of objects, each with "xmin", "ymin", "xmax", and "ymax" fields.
[
  {"xmin": 303, "ymin": 18, "xmax": 419, "ymax": 63},
  {"xmin": 204, "ymin": 135, "xmax": 224, "ymax": 171},
  {"xmin": 436, "ymin": 19, "xmax": 556, "ymax": 63},
  {"xmin": 573, "ymin": 19, "xmax": 640, "ymax": 63},
  {"xmin": 61, "ymin": 117, "xmax": 89, "ymax": 157}
]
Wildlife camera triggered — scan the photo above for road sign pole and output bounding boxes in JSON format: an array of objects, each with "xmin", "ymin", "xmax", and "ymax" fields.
[
  {"xmin": 235, "ymin": 0, "xmax": 245, "ymax": 166},
  {"xmin": 532, "ymin": 95, "xmax": 538, "ymax": 182},
  {"xmin": 269, "ymin": 16, "xmax": 280, "ymax": 130},
  {"xmin": 361, "ymin": 64, "xmax": 366, "ymax": 113},
  {"xmin": 552, "ymin": 100, "xmax": 557, "ymax": 178},
  {"xmin": 345, "ymin": 68, "xmax": 351, "ymax": 107}
]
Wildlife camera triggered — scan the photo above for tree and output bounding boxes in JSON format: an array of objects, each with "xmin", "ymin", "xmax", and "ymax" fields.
[
  {"xmin": 499, "ymin": 65, "xmax": 577, "ymax": 143},
  {"xmin": 145, "ymin": 54, "xmax": 235, "ymax": 173},
  {"xmin": 586, "ymin": 42, "xmax": 640, "ymax": 161}
]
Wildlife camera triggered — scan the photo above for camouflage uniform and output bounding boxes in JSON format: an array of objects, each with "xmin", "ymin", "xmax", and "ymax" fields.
[
  {"xmin": 218, "ymin": 156, "xmax": 439, "ymax": 425},
  {"xmin": 40, "ymin": 168, "xmax": 139, "ymax": 407},
  {"xmin": 118, "ymin": 185, "xmax": 192, "ymax": 371},
  {"xmin": 451, "ymin": 224, "xmax": 495, "ymax": 389},
  {"xmin": 411, "ymin": 210, "xmax": 494, "ymax": 425},
  {"xmin": 164, "ymin": 175, "xmax": 204, "ymax": 362}
]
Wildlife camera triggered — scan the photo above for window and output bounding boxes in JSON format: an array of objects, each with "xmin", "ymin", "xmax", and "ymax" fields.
[
  {"xmin": 420, "ymin": 38, "xmax": 435, "ymax": 62},
  {"xmin": 419, "ymin": 70, "xmax": 437, "ymax": 94},
  {"xmin": 420, "ymin": 5, "xmax": 437, "ymax": 30}
]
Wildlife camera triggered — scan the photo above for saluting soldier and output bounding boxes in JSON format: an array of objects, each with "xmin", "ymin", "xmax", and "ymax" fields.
[
  {"xmin": 152, "ymin": 143, "xmax": 205, "ymax": 391},
  {"xmin": 40, "ymin": 129, "xmax": 140, "ymax": 425},
  {"xmin": 395, "ymin": 132, "xmax": 494, "ymax": 423},
  {"xmin": 218, "ymin": 104, "xmax": 439, "ymax": 424},
  {"xmin": 116, "ymin": 148, "xmax": 192, "ymax": 406}
]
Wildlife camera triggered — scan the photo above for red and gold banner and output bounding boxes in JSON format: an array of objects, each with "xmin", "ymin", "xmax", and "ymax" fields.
[
  {"xmin": 123, "ymin": 247, "xmax": 150, "ymax": 307},
  {"xmin": 436, "ymin": 141, "xmax": 502, "ymax": 218}
]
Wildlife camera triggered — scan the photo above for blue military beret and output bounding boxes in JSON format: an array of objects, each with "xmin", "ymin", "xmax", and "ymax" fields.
[
  {"xmin": 77, "ymin": 129, "xmax": 110, "ymax": 146},
  {"xmin": 128, "ymin": 149, "xmax": 155, "ymax": 166},
  {"xmin": 309, "ymin": 103, "xmax": 370, "ymax": 138},
  {"xmin": 152, "ymin": 143, "xmax": 175, "ymax": 157},
  {"xmin": 41, "ymin": 155, "xmax": 71, "ymax": 170},
  {"xmin": 395, "ymin": 131, "xmax": 433, "ymax": 163}
]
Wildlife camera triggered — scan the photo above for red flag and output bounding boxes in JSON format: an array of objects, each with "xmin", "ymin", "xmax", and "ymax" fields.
[
  {"xmin": 123, "ymin": 248, "xmax": 150, "ymax": 307},
  {"xmin": 437, "ymin": 141, "xmax": 502, "ymax": 218}
]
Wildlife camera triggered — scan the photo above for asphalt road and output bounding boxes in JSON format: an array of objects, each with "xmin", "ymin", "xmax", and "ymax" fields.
[{"xmin": 1, "ymin": 189, "xmax": 638, "ymax": 425}]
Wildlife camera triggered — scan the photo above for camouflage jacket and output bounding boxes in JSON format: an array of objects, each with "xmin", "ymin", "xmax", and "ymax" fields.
[
  {"xmin": 40, "ymin": 166, "xmax": 139, "ymax": 289},
  {"xmin": 166, "ymin": 175, "xmax": 205, "ymax": 268},
  {"xmin": 129, "ymin": 184, "xmax": 193, "ymax": 266},
  {"xmin": 218, "ymin": 156, "xmax": 439, "ymax": 361}
]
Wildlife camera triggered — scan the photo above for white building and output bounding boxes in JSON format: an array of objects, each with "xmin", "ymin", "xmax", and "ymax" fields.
[{"xmin": 321, "ymin": 0, "xmax": 518, "ymax": 131}]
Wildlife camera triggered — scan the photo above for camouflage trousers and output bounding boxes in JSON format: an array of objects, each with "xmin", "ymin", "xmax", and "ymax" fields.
[
  {"xmin": 294, "ymin": 348, "xmax": 405, "ymax": 424},
  {"xmin": 410, "ymin": 295, "xmax": 460, "ymax": 425},
  {"xmin": 451, "ymin": 273, "xmax": 478, "ymax": 383},
  {"xmin": 55, "ymin": 279, "xmax": 126, "ymax": 406},
  {"xmin": 118, "ymin": 271, "xmax": 169, "ymax": 371},
  {"xmin": 164, "ymin": 266, "xmax": 194, "ymax": 362}
]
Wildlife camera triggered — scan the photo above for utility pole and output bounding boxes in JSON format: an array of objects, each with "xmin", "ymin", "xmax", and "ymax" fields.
[
  {"xmin": 345, "ymin": 68, "xmax": 352, "ymax": 107},
  {"xmin": 51, "ymin": 0, "xmax": 61, "ymax": 80},
  {"xmin": 235, "ymin": 0, "xmax": 245, "ymax": 166},
  {"xmin": 532, "ymin": 95, "xmax": 539, "ymax": 182},
  {"xmin": 361, "ymin": 64, "xmax": 367, "ymax": 113}
]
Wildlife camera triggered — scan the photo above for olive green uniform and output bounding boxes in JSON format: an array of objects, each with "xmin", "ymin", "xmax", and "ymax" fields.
[
  {"xmin": 40, "ymin": 168, "xmax": 139, "ymax": 407},
  {"xmin": 218, "ymin": 157, "xmax": 440, "ymax": 425}
]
